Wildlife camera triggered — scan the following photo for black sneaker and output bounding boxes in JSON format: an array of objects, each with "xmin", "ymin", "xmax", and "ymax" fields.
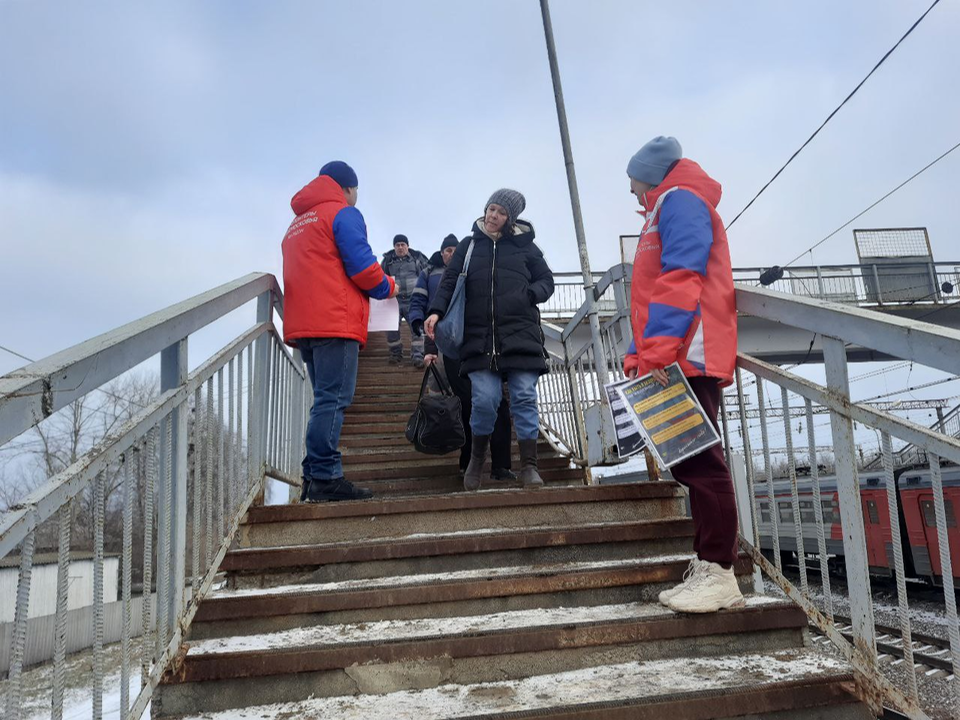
[
  {"xmin": 305, "ymin": 477, "xmax": 373, "ymax": 503},
  {"xmin": 491, "ymin": 468, "xmax": 518, "ymax": 482},
  {"xmin": 299, "ymin": 477, "xmax": 311, "ymax": 503}
]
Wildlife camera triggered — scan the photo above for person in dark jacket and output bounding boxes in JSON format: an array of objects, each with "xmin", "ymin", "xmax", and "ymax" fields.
[
  {"xmin": 381, "ymin": 235, "xmax": 429, "ymax": 367},
  {"xmin": 425, "ymin": 189, "xmax": 554, "ymax": 491},
  {"xmin": 411, "ymin": 234, "xmax": 516, "ymax": 482}
]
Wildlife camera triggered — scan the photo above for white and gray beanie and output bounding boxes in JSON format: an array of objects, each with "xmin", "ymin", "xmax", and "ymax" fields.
[{"xmin": 486, "ymin": 188, "xmax": 526, "ymax": 226}]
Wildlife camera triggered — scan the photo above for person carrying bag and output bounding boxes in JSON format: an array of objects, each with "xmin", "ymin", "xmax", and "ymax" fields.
[{"xmin": 405, "ymin": 363, "xmax": 466, "ymax": 455}]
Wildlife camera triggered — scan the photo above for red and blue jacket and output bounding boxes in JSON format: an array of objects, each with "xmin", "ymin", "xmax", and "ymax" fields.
[
  {"xmin": 624, "ymin": 159, "xmax": 737, "ymax": 385},
  {"xmin": 281, "ymin": 175, "xmax": 395, "ymax": 348}
]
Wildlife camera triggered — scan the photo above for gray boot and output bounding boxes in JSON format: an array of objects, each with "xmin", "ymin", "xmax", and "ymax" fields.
[
  {"xmin": 463, "ymin": 435, "xmax": 489, "ymax": 491},
  {"xmin": 518, "ymin": 439, "xmax": 544, "ymax": 488}
]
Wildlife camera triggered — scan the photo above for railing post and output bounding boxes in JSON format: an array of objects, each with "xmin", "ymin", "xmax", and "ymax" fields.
[
  {"xmin": 815, "ymin": 265, "xmax": 825, "ymax": 299},
  {"xmin": 158, "ymin": 337, "xmax": 188, "ymax": 640},
  {"xmin": 822, "ymin": 336, "xmax": 877, "ymax": 665},
  {"xmin": 251, "ymin": 292, "xmax": 273, "ymax": 504}
]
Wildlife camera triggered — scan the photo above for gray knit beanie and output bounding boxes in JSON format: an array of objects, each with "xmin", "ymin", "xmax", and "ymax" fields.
[
  {"xmin": 627, "ymin": 136, "xmax": 682, "ymax": 186},
  {"xmin": 485, "ymin": 188, "xmax": 526, "ymax": 226}
]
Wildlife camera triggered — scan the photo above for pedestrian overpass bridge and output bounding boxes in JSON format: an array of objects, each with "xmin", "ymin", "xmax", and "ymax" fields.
[{"xmin": 1, "ymin": 262, "xmax": 959, "ymax": 719}]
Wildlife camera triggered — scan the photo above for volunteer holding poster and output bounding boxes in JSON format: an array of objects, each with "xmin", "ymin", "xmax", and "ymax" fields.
[{"xmin": 622, "ymin": 137, "xmax": 742, "ymax": 614}]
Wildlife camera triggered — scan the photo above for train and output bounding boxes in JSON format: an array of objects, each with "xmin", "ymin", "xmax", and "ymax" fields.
[{"xmin": 754, "ymin": 465, "xmax": 960, "ymax": 585}]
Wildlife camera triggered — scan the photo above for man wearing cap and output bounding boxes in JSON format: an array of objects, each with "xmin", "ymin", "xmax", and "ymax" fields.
[
  {"xmin": 623, "ymin": 136, "xmax": 740, "ymax": 613},
  {"xmin": 282, "ymin": 161, "xmax": 397, "ymax": 503},
  {"xmin": 381, "ymin": 234, "xmax": 429, "ymax": 367}
]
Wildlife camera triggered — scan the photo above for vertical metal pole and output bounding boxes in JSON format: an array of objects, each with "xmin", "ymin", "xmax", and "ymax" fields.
[
  {"xmin": 92, "ymin": 471, "xmax": 105, "ymax": 719},
  {"xmin": 540, "ymin": 0, "xmax": 609, "ymax": 388},
  {"xmin": 4, "ymin": 525, "xmax": 35, "ymax": 720},
  {"xmin": 51, "ymin": 502, "xmax": 73, "ymax": 720},
  {"xmin": 757, "ymin": 378, "xmax": 781, "ymax": 570},
  {"xmin": 822, "ymin": 335, "xmax": 877, "ymax": 662},
  {"xmin": 806, "ymin": 399, "xmax": 833, "ymax": 620},
  {"xmin": 251, "ymin": 294, "xmax": 273, "ymax": 503},
  {"xmin": 735, "ymin": 368, "xmax": 759, "ymax": 547},
  {"xmin": 159, "ymin": 337, "xmax": 188, "ymax": 641},
  {"xmin": 781, "ymin": 387, "xmax": 808, "ymax": 593}
]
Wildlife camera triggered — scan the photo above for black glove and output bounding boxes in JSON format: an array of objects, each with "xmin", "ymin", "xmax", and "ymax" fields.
[{"xmin": 411, "ymin": 319, "xmax": 424, "ymax": 337}]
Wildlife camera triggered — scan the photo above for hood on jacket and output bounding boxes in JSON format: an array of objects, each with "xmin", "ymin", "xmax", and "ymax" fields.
[
  {"xmin": 427, "ymin": 250, "xmax": 447, "ymax": 268},
  {"xmin": 471, "ymin": 218, "xmax": 536, "ymax": 245},
  {"xmin": 646, "ymin": 159, "xmax": 722, "ymax": 210},
  {"xmin": 290, "ymin": 175, "xmax": 346, "ymax": 216}
]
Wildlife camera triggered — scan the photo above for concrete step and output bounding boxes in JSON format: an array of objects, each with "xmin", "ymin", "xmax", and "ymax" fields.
[
  {"xmin": 340, "ymin": 441, "xmax": 554, "ymax": 459},
  {"xmin": 191, "ymin": 553, "xmax": 756, "ymax": 637},
  {"xmin": 218, "ymin": 517, "xmax": 695, "ymax": 595},
  {"xmin": 342, "ymin": 453, "xmax": 569, "ymax": 474},
  {"xmin": 159, "ymin": 600, "xmax": 815, "ymax": 717},
  {"xmin": 238, "ymin": 483, "xmax": 685, "ymax": 548}
]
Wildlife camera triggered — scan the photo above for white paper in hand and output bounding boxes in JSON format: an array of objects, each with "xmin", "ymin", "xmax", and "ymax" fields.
[{"xmin": 368, "ymin": 297, "xmax": 400, "ymax": 332}]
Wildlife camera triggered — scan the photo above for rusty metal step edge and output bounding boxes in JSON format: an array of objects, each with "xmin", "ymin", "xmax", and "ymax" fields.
[
  {"xmin": 454, "ymin": 675, "xmax": 861, "ymax": 720},
  {"xmin": 172, "ymin": 603, "xmax": 805, "ymax": 684},
  {"xmin": 243, "ymin": 483, "xmax": 684, "ymax": 524},
  {"xmin": 223, "ymin": 518, "xmax": 695, "ymax": 571},
  {"xmin": 194, "ymin": 556, "xmax": 754, "ymax": 622}
]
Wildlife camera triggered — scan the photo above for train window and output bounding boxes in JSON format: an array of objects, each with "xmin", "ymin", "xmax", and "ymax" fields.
[
  {"xmin": 778, "ymin": 502, "xmax": 794, "ymax": 523},
  {"xmin": 865, "ymin": 500, "xmax": 880, "ymax": 525},
  {"xmin": 759, "ymin": 502, "xmax": 771, "ymax": 524},
  {"xmin": 799, "ymin": 501, "xmax": 815, "ymax": 523},
  {"xmin": 821, "ymin": 499, "xmax": 837, "ymax": 524},
  {"xmin": 921, "ymin": 499, "xmax": 958, "ymax": 529}
]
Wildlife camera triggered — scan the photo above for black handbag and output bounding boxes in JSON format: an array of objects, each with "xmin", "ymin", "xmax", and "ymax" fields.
[{"xmin": 405, "ymin": 363, "xmax": 466, "ymax": 455}]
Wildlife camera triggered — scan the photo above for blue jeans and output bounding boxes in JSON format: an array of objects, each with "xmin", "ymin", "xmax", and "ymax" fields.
[
  {"xmin": 469, "ymin": 370, "xmax": 540, "ymax": 441},
  {"xmin": 298, "ymin": 338, "xmax": 359, "ymax": 480}
]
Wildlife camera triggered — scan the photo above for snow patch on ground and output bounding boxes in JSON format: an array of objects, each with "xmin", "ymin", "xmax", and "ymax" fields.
[
  {"xmin": 188, "ymin": 595, "xmax": 786, "ymax": 656},
  {"xmin": 209, "ymin": 554, "xmax": 698, "ymax": 599},
  {"xmin": 177, "ymin": 649, "xmax": 850, "ymax": 720}
]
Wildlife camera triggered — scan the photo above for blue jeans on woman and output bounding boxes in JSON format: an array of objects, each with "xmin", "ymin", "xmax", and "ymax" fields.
[
  {"xmin": 468, "ymin": 370, "xmax": 540, "ymax": 441},
  {"xmin": 298, "ymin": 338, "xmax": 359, "ymax": 480}
]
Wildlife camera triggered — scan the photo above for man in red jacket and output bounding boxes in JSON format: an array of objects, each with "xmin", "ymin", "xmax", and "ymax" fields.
[
  {"xmin": 282, "ymin": 161, "xmax": 396, "ymax": 503},
  {"xmin": 623, "ymin": 136, "xmax": 742, "ymax": 613}
]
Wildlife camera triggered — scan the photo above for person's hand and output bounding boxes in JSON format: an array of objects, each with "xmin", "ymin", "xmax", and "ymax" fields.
[
  {"xmin": 623, "ymin": 354, "xmax": 640, "ymax": 379},
  {"xmin": 651, "ymin": 367, "xmax": 669, "ymax": 387},
  {"xmin": 387, "ymin": 280, "xmax": 399, "ymax": 299},
  {"xmin": 411, "ymin": 319, "xmax": 424, "ymax": 337},
  {"xmin": 423, "ymin": 354, "xmax": 438, "ymax": 367},
  {"xmin": 425, "ymin": 314, "xmax": 440, "ymax": 339}
]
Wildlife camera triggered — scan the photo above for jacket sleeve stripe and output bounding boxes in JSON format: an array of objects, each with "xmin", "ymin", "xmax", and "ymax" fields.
[
  {"xmin": 643, "ymin": 302, "xmax": 696, "ymax": 339},
  {"xmin": 333, "ymin": 206, "xmax": 393, "ymax": 298},
  {"xmin": 659, "ymin": 190, "xmax": 713, "ymax": 275}
]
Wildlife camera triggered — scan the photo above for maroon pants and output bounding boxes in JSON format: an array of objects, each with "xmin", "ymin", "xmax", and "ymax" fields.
[{"xmin": 669, "ymin": 376, "xmax": 739, "ymax": 567}]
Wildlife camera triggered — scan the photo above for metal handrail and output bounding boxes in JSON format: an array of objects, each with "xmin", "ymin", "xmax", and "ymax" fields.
[{"xmin": 0, "ymin": 274, "xmax": 307, "ymax": 720}]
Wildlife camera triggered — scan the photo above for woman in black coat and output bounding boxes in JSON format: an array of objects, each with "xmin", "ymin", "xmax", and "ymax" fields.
[{"xmin": 425, "ymin": 189, "xmax": 555, "ymax": 491}]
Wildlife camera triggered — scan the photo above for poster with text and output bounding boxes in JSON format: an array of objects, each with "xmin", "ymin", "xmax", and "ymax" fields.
[
  {"xmin": 603, "ymin": 379, "xmax": 646, "ymax": 459},
  {"xmin": 616, "ymin": 363, "xmax": 720, "ymax": 469}
]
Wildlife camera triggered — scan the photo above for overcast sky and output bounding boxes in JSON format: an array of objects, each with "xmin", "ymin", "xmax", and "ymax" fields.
[{"xmin": 1, "ymin": 1, "xmax": 958, "ymax": 461}]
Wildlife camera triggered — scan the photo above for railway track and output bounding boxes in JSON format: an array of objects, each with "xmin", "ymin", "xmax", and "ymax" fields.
[{"xmin": 822, "ymin": 614, "xmax": 958, "ymax": 679}]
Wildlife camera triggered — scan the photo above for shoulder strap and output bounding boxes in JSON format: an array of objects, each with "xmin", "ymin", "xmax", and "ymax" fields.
[{"xmin": 461, "ymin": 239, "xmax": 475, "ymax": 275}]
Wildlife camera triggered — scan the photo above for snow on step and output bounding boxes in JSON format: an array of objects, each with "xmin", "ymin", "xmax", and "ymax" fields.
[
  {"xmin": 188, "ymin": 596, "xmax": 787, "ymax": 656},
  {"xmin": 208, "ymin": 554, "xmax": 699, "ymax": 600},
  {"xmin": 177, "ymin": 649, "xmax": 850, "ymax": 720}
]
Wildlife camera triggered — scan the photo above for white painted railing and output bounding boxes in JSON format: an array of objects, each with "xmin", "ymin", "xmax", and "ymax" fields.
[{"xmin": 0, "ymin": 274, "xmax": 307, "ymax": 719}]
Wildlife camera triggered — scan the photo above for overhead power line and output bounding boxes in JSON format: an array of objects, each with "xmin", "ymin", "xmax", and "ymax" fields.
[
  {"xmin": 725, "ymin": 0, "xmax": 943, "ymax": 231},
  {"xmin": 783, "ymin": 139, "xmax": 960, "ymax": 267}
]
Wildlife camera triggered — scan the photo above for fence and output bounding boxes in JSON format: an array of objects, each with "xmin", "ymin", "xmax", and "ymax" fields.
[
  {"xmin": 0, "ymin": 595, "xmax": 155, "ymax": 675},
  {"xmin": 545, "ymin": 262, "xmax": 960, "ymax": 719},
  {"xmin": 733, "ymin": 261, "xmax": 960, "ymax": 307},
  {"xmin": 0, "ymin": 274, "xmax": 306, "ymax": 720}
]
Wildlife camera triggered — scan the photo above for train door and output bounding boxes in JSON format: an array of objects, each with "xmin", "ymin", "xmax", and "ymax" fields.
[
  {"xmin": 918, "ymin": 492, "xmax": 959, "ymax": 582},
  {"xmin": 861, "ymin": 492, "xmax": 888, "ymax": 571}
]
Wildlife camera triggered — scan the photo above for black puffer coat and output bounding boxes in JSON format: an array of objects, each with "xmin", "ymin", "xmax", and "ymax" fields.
[{"xmin": 429, "ymin": 219, "xmax": 554, "ymax": 375}]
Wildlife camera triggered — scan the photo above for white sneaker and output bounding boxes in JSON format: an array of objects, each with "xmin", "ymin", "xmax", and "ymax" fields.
[
  {"xmin": 658, "ymin": 557, "xmax": 705, "ymax": 606},
  {"xmin": 666, "ymin": 561, "xmax": 745, "ymax": 614}
]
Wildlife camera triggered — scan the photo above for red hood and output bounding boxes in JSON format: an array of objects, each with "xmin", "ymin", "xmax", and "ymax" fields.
[
  {"xmin": 290, "ymin": 175, "xmax": 346, "ymax": 215},
  {"xmin": 644, "ymin": 158, "xmax": 722, "ymax": 211}
]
